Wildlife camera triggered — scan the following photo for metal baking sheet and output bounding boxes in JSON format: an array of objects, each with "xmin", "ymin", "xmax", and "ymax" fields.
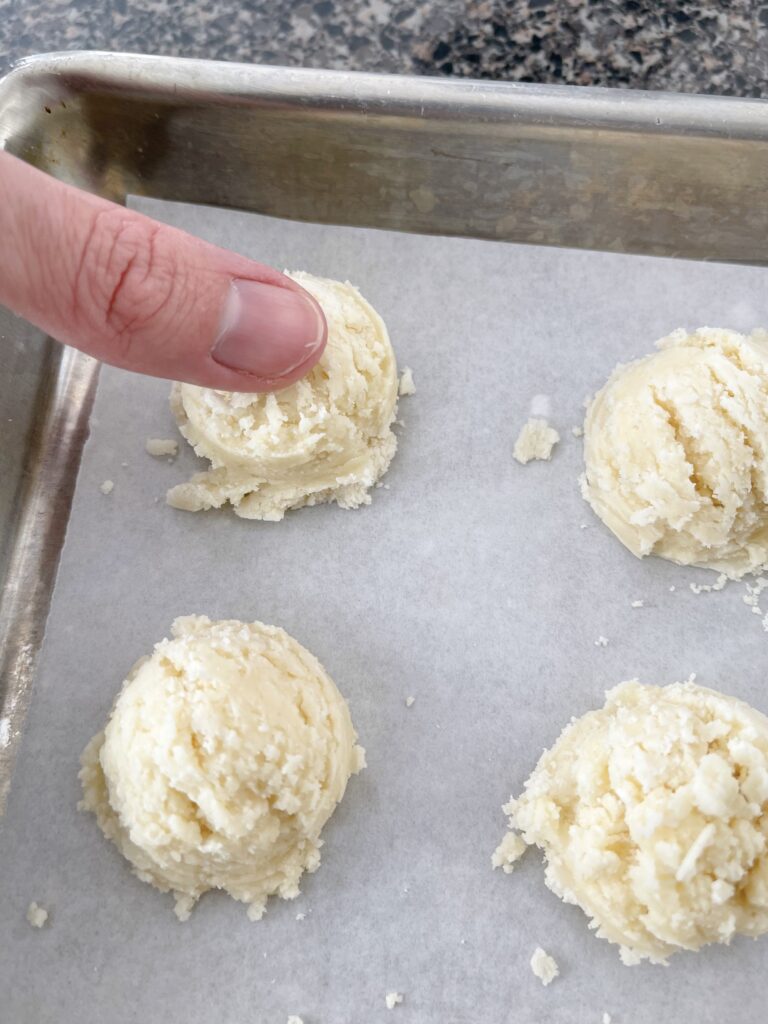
[{"xmin": 2, "ymin": 198, "xmax": 768, "ymax": 1024}]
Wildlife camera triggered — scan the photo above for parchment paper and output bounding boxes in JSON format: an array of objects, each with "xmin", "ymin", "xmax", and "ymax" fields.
[{"xmin": 2, "ymin": 198, "xmax": 768, "ymax": 1024}]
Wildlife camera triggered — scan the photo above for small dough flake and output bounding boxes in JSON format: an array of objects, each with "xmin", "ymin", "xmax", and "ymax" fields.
[
  {"xmin": 405, "ymin": 696, "xmax": 415, "ymax": 708},
  {"xmin": 582, "ymin": 327, "xmax": 768, "ymax": 577},
  {"xmin": 99, "ymin": 480, "xmax": 114, "ymax": 495},
  {"xmin": 530, "ymin": 947, "xmax": 559, "ymax": 986},
  {"xmin": 491, "ymin": 831, "xmax": 527, "ymax": 874},
  {"xmin": 630, "ymin": 599, "xmax": 644, "ymax": 608},
  {"xmin": 513, "ymin": 418, "xmax": 560, "ymax": 465},
  {"xmin": 145, "ymin": 438, "xmax": 178, "ymax": 458},
  {"xmin": 287, "ymin": 1017, "xmax": 304, "ymax": 1024},
  {"xmin": 26, "ymin": 902, "xmax": 48, "ymax": 928},
  {"xmin": 398, "ymin": 367, "xmax": 416, "ymax": 396},
  {"xmin": 79, "ymin": 616, "xmax": 365, "ymax": 921},
  {"xmin": 167, "ymin": 273, "xmax": 399, "ymax": 522},
  {"xmin": 385, "ymin": 992, "xmax": 404, "ymax": 1009},
  {"xmin": 594, "ymin": 635, "xmax": 609, "ymax": 647},
  {"xmin": 495, "ymin": 679, "xmax": 768, "ymax": 964}
]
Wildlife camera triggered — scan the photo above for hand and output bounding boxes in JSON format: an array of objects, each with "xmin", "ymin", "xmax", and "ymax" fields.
[{"xmin": 0, "ymin": 151, "xmax": 327, "ymax": 391}]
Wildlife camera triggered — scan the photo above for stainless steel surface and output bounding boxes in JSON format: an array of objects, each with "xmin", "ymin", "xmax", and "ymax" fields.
[{"xmin": 1, "ymin": 50, "xmax": 768, "ymax": 811}]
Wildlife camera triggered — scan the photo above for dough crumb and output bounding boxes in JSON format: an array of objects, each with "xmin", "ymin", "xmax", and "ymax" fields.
[
  {"xmin": 0, "ymin": 716, "xmax": 10, "ymax": 748},
  {"xmin": 690, "ymin": 573, "xmax": 728, "ymax": 595},
  {"xmin": 602, "ymin": 1015, "xmax": 612, "ymax": 1024},
  {"xmin": 385, "ymin": 992, "xmax": 404, "ymax": 1009},
  {"xmin": 405, "ymin": 696, "xmax": 415, "ymax": 708},
  {"xmin": 530, "ymin": 947, "xmax": 559, "ymax": 986},
  {"xmin": 594, "ymin": 635, "xmax": 609, "ymax": 647},
  {"xmin": 669, "ymin": 585, "xmax": 676, "ymax": 592},
  {"xmin": 571, "ymin": 425, "xmax": 584, "ymax": 437},
  {"xmin": 514, "ymin": 418, "xmax": 560, "ymax": 465},
  {"xmin": 145, "ymin": 438, "xmax": 178, "ymax": 458},
  {"xmin": 26, "ymin": 902, "xmax": 48, "ymax": 928},
  {"xmin": 296, "ymin": 912, "xmax": 305, "ymax": 921},
  {"xmin": 492, "ymin": 831, "xmax": 527, "ymax": 874},
  {"xmin": 287, "ymin": 1017, "xmax": 304, "ymax": 1024},
  {"xmin": 630, "ymin": 600, "xmax": 644, "ymax": 608},
  {"xmin": 99, "ymin": 480, "xmax": 114, "ymax": 495},
  {"xmin": 399, "ymin": 367, "xmax": 416, "ymax": 396}
]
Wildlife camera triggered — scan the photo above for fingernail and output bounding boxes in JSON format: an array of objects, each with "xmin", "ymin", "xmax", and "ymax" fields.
[{"xmin": 212, "ymin": 279, "xmax": 326, "ymax": 379}]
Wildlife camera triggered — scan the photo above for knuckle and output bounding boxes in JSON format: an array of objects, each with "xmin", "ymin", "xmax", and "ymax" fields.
[{"xmin": 72, "ymin": 208, "xmax": 178, "ymax": 353}]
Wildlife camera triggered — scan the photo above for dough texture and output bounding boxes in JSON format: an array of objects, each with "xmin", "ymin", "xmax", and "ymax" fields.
[
  {"xmin": 494, "ymin": 680, "xmax": 768, "ymax": 964},
  {"xmin": 79, "ymin": 615, "xmax": 365, "ymax": 921},
  {"xmin": 167, "ymin": 272, "xmax": 399, "ymax": 521},
  {"xmin": 582, "ymin": 327, "xmax": 768, "ymax": 577}
]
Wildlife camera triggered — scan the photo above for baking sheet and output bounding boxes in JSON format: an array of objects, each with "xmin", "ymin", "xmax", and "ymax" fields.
[{"xmin": 2, "ymin": 198, "xmax": 768, "ymax": 1024}]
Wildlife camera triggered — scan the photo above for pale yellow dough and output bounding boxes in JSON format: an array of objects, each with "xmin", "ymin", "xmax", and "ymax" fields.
[
  {"xmin": 79, "ymin": 615, "xmax": 365, "ymax": 921},
  {"xmin": 582, "ymin": 327, "xmax": 768, "ymax": 577},
  {"xmin": 494, "ymin": 680, "xmax": 768, "ymax": 964},
  {"xmin": 167, "ymin": 272, "xmax": 399, "ymax": 521}
]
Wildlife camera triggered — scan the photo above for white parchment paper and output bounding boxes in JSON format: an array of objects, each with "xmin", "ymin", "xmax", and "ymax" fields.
[{"xmin": 2, "ymin": 198, "xmax": 768, "ymax": 1024}]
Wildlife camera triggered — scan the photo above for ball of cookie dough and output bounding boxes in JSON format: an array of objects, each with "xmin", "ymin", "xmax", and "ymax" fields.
[
  {"xmin": 494, "ymin": 680, "xmax": 768, "ymax": 964},
  {"xmin": 79, "ymin": 615, "xmax": 365, "ymax": 921},
  {"xmin": 582, "ymin": 327, "xmax": 768, "ymax": 577},
  {"xmin": 167, "ymin": 272, "xmax": 399, "ymax": 521}
]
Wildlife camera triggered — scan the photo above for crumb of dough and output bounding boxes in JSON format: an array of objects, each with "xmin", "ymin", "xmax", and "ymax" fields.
[
  {"xmin": 26, "ymin": 902, "xmax": 48, "ymax": 928},
  {"xmin": 295, "ymin": 912, "xmax": 305, "ymax": 921},
  {"xmin": 513, "ymin": 418, "xmax": 560, "ymax": 465},
  {"xmin": 582, "ymin": 327, "xmax": 768, "ymax": 578},
  {"xmin": 287, "ymin": 1017, "xmax": 304, "ymax": 1024},
  {"xmin": 571, "ymin": 425, "xmax": 584, "ymax": 437},
  {"xmin": 79, "ymin": 616, "xmax": 365, "ymax": 921},
  {"xmin": 630, "ymin": 600, "xmax": 644, "ymax": 608},
  {"xmin": 669, "ymin": 585, "xmax": 676, "ymax": 592},
  {"xmin": 399, "ymin": 367, "xmax": 416, "ymax": 396},
  {"xmin": 530, "ymin": 947, "xmax": 559, "ymax": 985},
  {"xmin": 602, "ymin": 1014, "xmax": 612, "ymax": 1024},
  {"xmin": 495, "ymin": 679, "xmax": 768, "ymax": 964},
  {"xmin": 491, "ymin": 831, "xmax": 527, "ymax": 874},
  {"xmin": 690, "ymin": 573, "xmax": 728, "ymax": 595},
  {"xmin": 405, "ymin": 696, "xmax": 415, "ymax": 708},
  {"xmin": 167, "ymin": 273, "xmax": 399, "ymax": 522},
  {"xmin": 594, "ymin": 635, "xmax": 609, "ymax": 647},
  {"xmin": 385, "ymin": 992, "xmax": 404, "ymax": 1009},
  {"xmin": 145, "ymin": 438, "xmax": 178, "ymax": 458},
  {"xmin": 99, "ymin": 480, "xmax": 114, "ymax": 495}
]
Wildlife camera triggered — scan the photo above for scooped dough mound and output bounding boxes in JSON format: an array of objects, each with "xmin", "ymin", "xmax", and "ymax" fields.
[
  {"xmin": 79, "ymin": 615, "xmax": 365, "ymax": 921},
  {"xmin": 582, "ymin": 327, "xmax": 768, "ymax": 577},
  {"xmin": 494, "ymin": 680, "xmax": 768, "ymax": 964},
  {"xmin": 167, "ymin": 272, "xmax": 399, "ymax": 521}
]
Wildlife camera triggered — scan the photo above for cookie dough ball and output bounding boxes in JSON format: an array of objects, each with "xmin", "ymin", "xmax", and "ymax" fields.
[
  {"xmin": 494, "ymin": 680, "xmax": 768, "ymax": 964},
  {"xmin": 79, "ymin": 616, "xmax": 365, "ymax": 921},
  {"xmin": 167, "ymin": 272, "xmax": 399, "ymax": 521},
  {"xmin": 582, "ymin": 327, "xmax": 768, "ymax": 576}
]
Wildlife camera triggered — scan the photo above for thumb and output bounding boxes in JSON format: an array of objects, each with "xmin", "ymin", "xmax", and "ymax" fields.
[{"xmin": 0, "ymin": 152, "xmax": 326, "ymax": 391}]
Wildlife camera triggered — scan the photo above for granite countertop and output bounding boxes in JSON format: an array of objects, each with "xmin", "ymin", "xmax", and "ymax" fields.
[{"xmin": 1, "ymin": 0, "xmax": 767, "ymax": 96}]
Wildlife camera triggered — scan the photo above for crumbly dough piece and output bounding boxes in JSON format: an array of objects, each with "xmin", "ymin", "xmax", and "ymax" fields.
[
  {"xmin": 79, "ymin": 616, "xmax": 365, "ymax": 921},
  {"xmin": 529, "ymin": 947, "xmax": 559, "ymax": 985},
  {"xmin": 145, "ymin": 438, "xmax": 178, "ymax": 457},
  {"xmin": 385, "ymin": 992, "xmax": 404, "ymax": 1009},
  {"xmin": 513, "ymin": 418, "xmax": 560, "ymax": 464},
  {"xmin": 494, "ymin": 679, "xmax": 768, "ymax": 964},
  {"xmin": 26, "ymin": 902, "xmax": 48, "ymax": 928},
  {"xmin": 167, "ymin": 272, "xmax": 399, "ymax": 521},
  {"xmin": 399, "ymin": 367, "xmax": 416, "ymax": 396},
  {"xmin": 582, "ymin": 327, "xmax": 768, "ymax": 577}
]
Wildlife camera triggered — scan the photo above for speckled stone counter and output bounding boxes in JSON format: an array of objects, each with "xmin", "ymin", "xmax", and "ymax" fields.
[{"xmin": 1, "ymin": 0, "xmax": 768, "ymax": 96}]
